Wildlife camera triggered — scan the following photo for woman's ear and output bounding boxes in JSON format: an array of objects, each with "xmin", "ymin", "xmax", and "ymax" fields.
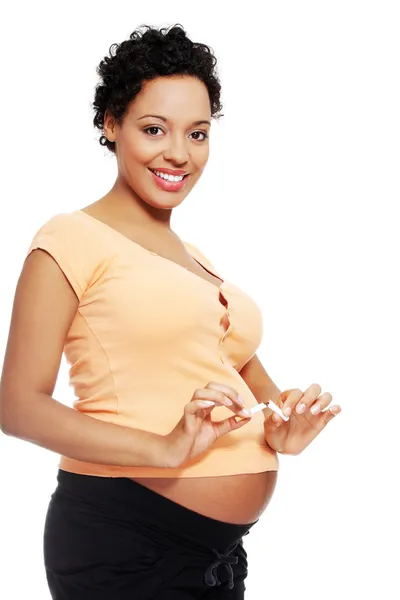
[{"xmin": 103, "ymin": 109, "xmax": 116, "ymax": 142}]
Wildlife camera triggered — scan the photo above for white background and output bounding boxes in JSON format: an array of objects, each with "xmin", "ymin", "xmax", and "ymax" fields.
[{"xmin": 0, "ymin": 1, "xmax": 399, "ymax": 598}]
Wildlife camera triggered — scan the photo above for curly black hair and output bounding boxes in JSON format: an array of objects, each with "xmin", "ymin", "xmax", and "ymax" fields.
[{"xmin": 92, "ymin": 23, "xmax": 223, "ymax": 154}]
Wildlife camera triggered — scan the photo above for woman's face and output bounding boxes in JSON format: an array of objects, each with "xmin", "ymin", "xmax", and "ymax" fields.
[{"xmin": 104, "ymin": 75, "xmax": 211, "ymax": 210}]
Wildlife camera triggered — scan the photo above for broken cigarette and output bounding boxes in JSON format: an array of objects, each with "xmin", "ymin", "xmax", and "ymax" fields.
[{"xmin": 249, "ymin": 399, "xmax": 289, "ymax": 421}]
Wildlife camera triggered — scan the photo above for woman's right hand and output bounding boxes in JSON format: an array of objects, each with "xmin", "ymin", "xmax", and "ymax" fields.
[{"xmin": 163, "ymin": 382, "xmax": 253, "ymax": 468}]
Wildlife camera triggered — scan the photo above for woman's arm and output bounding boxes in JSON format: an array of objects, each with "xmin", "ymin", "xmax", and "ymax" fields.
[
  {"xmin": 0, "ymin": 248, "xmax": 167, "ymax": 469},
  {"xmin": 238, "ymin": 354, "xmax": 283, "ymax": 420},
  {"xmin": 1, "ymin": 390, "xmax": 168, "ymax": 468}
]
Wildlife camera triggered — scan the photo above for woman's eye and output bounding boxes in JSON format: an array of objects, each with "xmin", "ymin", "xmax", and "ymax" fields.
[
  {"xmin": 144, "ymin": 126, "xmax": 163, "ymax": 136},
  {"xmin": 190, "ymin": 131, "xmax": 208, "ymax": 141}
]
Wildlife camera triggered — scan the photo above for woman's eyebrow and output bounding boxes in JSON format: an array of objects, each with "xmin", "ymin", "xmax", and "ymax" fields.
[{"xmin": 137, "ymin": 114, "xmax": 211, "ymax": 126}]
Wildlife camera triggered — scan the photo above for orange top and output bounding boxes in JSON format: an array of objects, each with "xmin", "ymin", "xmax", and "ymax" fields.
[{"xmin": 25, "ymin": 210, "xmax": 279, "ymax": 477}]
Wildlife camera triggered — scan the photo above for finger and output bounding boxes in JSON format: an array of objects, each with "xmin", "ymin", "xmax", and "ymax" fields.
[
  {"xmin": 264, "ymin": 414, "xmax": 282, "ymax": 431},
  {"xmin": 299, "ymin": 384, "xmax": 326, "ymax": 413},
  {"xmin": 205, "ymin": 381, "xmax": 246, "ymax": 408},
  {"xmin": 203, "ymin": 388, "xmax": 251, "ymax": 418},
  {"xmin": 280, "ymin": 389, "xmax": 304, "ymax": 417},
  {"xmin": 315, "ymin": 405, "xmax": 341, "ymax": 427},
  {"xmin": 192, "ymin": 388, "xmax": 238, "ymax": 410},
  {"xmin": 185, "ymin": 400, "xmax": 215, "ymax": 416},
  {"xmin": 214, "ymin": 415, "xmax": 252, "ymax": 438},
  {"xmin": 181, "ymin": 401, "xmax": 216, "ymax": 438},
  {"xmin": 272, "ymin": 412, "xmax": 284, "ymax": 427},
  {"xmin": 292, "ymin": 383, "xmax": 321, "ymax": 415},
  {"xmin": 327, "ymin": 405, "xmax": 341, "ymax": 417},
  {"xmin": 303, "ymin": 382, "xmax": 322, "ymax": 399},
  {"xmin": 293, "ymin": 384, "xmax": 323, "ymax": 415},
  {"xmin": 309, "ymin": 392, "xmax": 333, "ymax": 415}
]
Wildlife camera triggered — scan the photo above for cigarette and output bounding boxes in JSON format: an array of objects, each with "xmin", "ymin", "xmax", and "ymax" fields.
[{"xmin": 249, "ymin": 399, "xmax": 289, "ymax": 421}]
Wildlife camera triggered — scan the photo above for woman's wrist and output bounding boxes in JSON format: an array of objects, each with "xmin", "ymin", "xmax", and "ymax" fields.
[{"xmin": 132, "ymin": 429, "xmax": 173, "ymax": 468}]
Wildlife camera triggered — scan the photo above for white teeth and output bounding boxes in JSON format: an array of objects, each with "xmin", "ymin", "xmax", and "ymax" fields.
[{"xmin": 153, "ymin": 170, "xmax": 185, "ymax": 182}]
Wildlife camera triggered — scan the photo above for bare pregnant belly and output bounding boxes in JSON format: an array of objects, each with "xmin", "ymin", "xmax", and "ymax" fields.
[{"xmin": 130, "ymin": 470, "xmax": 278, "ymax": 525}]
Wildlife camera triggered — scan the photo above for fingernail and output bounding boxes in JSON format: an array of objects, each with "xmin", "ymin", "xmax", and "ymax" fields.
[
  {"xmin": 310, "ymin": 403, "xmax": 321, "ymax": 415},
  {"xmin": 224, "ymin": 396, "xmax": 233, "ymax": 406},
  {"xmin": 200, "ymin": 401, "xmax": 215, "ymax": 407},
  {"xmin": 238, "ymin": 395, "xmax": 245, "ymax": 406},
  {"xmin": 283, "ymin": 407, "xmax": 292, "ymax": 417},
  {"xmin": 296, "ymin": 403, "xmax": 306, "ymax": 414},
  {"xmin": 234, "ymin": 416, "xmax": 246, "ymax": 423}
]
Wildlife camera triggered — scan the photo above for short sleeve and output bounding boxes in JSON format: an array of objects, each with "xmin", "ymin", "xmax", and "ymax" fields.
[{"xmin": 25, "ymin": 213, "xmax": 102, "ymax": 302}]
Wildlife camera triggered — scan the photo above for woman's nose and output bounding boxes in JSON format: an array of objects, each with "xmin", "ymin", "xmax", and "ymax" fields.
[{"xmin": 163, "ymin": 135, "xmax": 189, "ymax": 164}]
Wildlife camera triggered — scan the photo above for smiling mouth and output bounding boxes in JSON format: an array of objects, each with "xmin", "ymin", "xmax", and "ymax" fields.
[{"xmin": 148, "ymin": 168, "xmax": 190, "ymax": 181}]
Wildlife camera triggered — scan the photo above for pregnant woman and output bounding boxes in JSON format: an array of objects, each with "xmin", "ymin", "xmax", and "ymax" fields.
[{"xmin": 0, "ymin": 24, "xmax": 341, "ymax": 600}]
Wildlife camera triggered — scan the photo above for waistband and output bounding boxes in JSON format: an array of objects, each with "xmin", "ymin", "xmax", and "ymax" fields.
[{"xmin": 56, "ymin": 469, "xmax": 257, "ymax": 548}]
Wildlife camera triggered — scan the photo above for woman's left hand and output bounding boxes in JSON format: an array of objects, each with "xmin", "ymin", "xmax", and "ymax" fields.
[{"xmin": 264, "ymin": 384, "xmax": 341, "ymax": 455}]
